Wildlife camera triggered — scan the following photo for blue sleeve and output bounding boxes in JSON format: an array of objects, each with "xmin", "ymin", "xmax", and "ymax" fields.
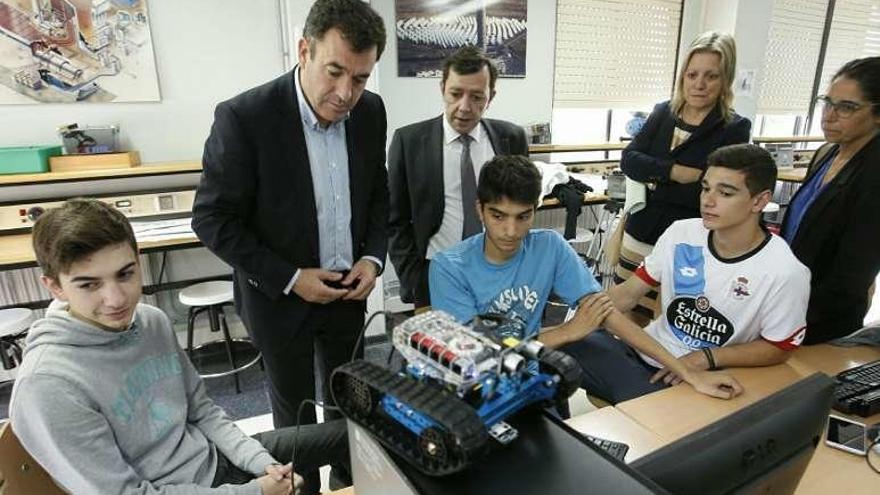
[
  {"xmin": 550, "ymin": 233, "xmax": 602, "ymax": 307},
  {"xmin": 429, "ymin": 256, "xmax": 479, "ymax": 324}
]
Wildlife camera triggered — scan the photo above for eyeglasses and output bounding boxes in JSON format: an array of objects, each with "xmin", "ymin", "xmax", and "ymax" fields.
[{"xmin": 816, "ymin": 95, "xmax": 877, "ymax": 119}]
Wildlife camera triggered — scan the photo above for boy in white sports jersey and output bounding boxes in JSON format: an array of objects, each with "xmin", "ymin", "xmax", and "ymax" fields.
[{"xmin": 564, "ymin": 144, "xmax": 810, "ymax": 404}]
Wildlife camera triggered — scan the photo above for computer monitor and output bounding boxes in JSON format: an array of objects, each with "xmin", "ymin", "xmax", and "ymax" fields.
[{"xmin": 631, "ymin": 372, "xmax": 834, "ymax": 495}]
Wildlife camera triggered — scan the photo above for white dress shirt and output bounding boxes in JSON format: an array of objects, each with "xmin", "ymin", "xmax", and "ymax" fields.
[{"xmin": 426, "ymin": 116, "xmax": 495, "ymax": 259}]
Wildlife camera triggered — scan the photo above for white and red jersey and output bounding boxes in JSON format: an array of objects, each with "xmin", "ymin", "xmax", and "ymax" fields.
[{"xmin": 636, "ymin": 219, "xmax": 810, "ymax": 367}]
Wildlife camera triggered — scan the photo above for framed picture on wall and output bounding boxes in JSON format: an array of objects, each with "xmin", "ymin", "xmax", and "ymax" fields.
[
  {"xmin": 0, "ymin": 0, "xmax": 161, "ymax": 104},
  {"xmin": 396, "ymin": 0, "xmax": 527, "ymax": 78}
]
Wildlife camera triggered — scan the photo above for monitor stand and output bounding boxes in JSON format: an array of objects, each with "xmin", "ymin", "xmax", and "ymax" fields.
[{"xmin": 348, "ymin": 411, "xmax": 667, "ymax": 495}]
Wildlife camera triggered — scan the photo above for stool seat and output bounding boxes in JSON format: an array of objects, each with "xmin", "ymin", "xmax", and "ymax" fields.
[
  {"xmin": 0, "ymin": 308, "xmax": 34, "ymax": 338},
  {"xmin": 178, "ymin": 281, "xmax": 259, "ymax": 394},
  {"xmin": 178, "ymin": 281, "xmax": 234, "ymax": 307}
]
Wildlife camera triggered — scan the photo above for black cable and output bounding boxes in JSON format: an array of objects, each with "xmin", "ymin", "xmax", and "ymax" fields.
[
  {"xmin": 289, "ymin": 311, "xmax": 390, "ymax": 472},
  {"xmin": 291, "ymin": 398, "xmax": 341, "ymax": 475},
  {"xmin": 349, "ymin": 310, "xmax": 392, "ymax": 363},
  {"xmin": 385, "ymin": 342, "xmax": 398, "ymax": 367},
  {"xmin": 867, "ymin": 436, "xmax": 880, "ymax": 475}
]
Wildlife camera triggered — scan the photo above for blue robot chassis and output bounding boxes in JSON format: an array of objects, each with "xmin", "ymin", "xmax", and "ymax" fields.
[{"xmin": 331, "ymin": 310, "xmax": 582, "ymax": 475}]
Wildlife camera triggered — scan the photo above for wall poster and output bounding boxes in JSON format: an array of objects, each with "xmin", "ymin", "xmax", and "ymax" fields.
[
  {"xmin": 396, "ymin": 0, "xmax": 527, "ymax": 78},
  {"xmin": 0, "ymin": 0, "xmax": 160, "ymax": 103}
]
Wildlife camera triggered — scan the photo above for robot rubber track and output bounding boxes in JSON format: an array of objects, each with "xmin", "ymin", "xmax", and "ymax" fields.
[{"xmin": 331, "ymin": 359, "xmax": 489, "ymax": 475}]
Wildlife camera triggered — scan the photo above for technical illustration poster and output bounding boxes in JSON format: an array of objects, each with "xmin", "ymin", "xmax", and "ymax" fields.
[
  {"xmin": 396, "ymin": 0, "xmax": 527, "ymax": 78},
  {"xmin": 0, "ymin": 0, "xmax": 160, "ymax": 103}
]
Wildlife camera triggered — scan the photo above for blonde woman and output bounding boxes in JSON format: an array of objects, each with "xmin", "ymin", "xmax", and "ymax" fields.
[{"xmin": 616, "ymin": 31, "xmax": 751, "ymax": 324}]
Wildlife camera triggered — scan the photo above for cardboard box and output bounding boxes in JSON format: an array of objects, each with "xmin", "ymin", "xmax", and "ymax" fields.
[{"xmin": 49, "ymin": 151, "xmax": 141, "ymax": 172}]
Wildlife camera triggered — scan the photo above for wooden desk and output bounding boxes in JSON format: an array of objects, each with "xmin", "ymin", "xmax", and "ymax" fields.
[
  {"xmin": 565, "ymin": 406, "xmax": 664, "ymax": 462},
  {"xmin": 615, "ymin": 346, "xmax": 880, "ymax": 494},
  {"xmin": 616, "ymin": 364, "xmax": 806, "ymax": 442},
  {"xmin": 778, "ymin": 167, "xmax": 808, "ymax": 183},
  {"xmin": 753, "ymin": 136, "xmax": 825, "ymax": 144},
  {"xmin": 0, "ymin": 161, "xmax": 201, "ymax": 187},
  {"xmin": 529, "ymin": 143, "xmax": 626, "ymax": 154},
  {"xmin": 0, "ymin": 232, "xmax": 202, "ymax": 270},
  {"xmin": 788, "ymin": 344, "xmax": 880, "ymax": 378}
]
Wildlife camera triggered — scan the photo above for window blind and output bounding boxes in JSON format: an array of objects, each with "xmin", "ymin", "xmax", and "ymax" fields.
[
  {"xmin": 553, "ymin": 0, "xmax": 682, "ymax": 109},
  {"xmin": 818, "ymin": 0, "xmax": 880, "ymax": 92},
  {"xmin": 756, "ymin": 0, "xmax": 830, "ymax": 114}
]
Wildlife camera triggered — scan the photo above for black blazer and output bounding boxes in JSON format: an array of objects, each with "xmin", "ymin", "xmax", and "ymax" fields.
[
  {"xmin": 192, "ymin": 70, "xmax": 388, "ymax": 349},
  {"xmin": 621, "ymin": 101, "xmax": 751, "ymax": 245},
  {"xmin": 388, "ymin": 116, "xmax": 528, "ymax": 302},
  {"xmin": 781, "ymin": 134, "xmax": 880, "ymax": 344}
]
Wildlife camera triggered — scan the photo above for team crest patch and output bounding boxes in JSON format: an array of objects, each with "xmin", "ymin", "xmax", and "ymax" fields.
[
  {"xmin": 695, "ymin": 295, "xmax": 711, "ymax": 312},
  {"xmin": 730, "ymin": 276, "xmax": 750, "ymax": 300}
]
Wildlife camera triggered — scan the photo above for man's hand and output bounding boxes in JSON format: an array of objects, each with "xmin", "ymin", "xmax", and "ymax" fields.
[
  {"xmin": 568, "ymin": 293, "xmax": 614, "ymax": 340},
  {"xmin": 341, "ymin": 259, "xmax": 379, "ymax": 300},
  {"xmin": 292, "ymin": 269, "xmax": 349, "ymax": 304}
]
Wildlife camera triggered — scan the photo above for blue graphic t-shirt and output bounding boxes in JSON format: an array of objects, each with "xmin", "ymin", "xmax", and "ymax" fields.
[{"xmin": 429, "ymin": 229, "xmax": 601, "ymax": 339}]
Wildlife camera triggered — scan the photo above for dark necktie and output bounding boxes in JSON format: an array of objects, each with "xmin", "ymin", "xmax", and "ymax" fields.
[{"xmin": 460, "ymin": 134, "xmax": 481, "ymax": 238}]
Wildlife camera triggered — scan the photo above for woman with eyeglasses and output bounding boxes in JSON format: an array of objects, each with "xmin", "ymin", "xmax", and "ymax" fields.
[
  {"xmin": 781, "ymin": 57, "xmax": 880, "ymax": 344},
  {"xmin": 615, "ymin": 32, "xmax": 751, "ymax": 324}
]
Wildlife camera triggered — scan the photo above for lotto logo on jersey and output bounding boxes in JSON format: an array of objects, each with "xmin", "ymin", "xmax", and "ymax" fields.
[
  {"xmin": 679, "ymin": 267, "xmax": 698, "ymax": 278},
  {"xmin": 673, "ymin": 244, "xmax": 706, "ymax": 296},
  {"xmin": 666, "ymin": 296, "xmax": 734, "ymax": 348}
]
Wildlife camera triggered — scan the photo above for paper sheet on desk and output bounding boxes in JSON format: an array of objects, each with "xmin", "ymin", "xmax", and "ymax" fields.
[{"xmin": 130, "ymin": 218, "xmax": 195, "ymax": 242}]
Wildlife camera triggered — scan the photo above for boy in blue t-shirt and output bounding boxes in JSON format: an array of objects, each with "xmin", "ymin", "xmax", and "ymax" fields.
[{"xmin": 430, "ymin": 155, "xmax": 743, "ymax": 401}]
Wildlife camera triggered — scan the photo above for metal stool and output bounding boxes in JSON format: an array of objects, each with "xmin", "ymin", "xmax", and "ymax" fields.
[
  {"xmin": 0, "ymin": 308, "xmax": 34, "ymax": 372},
  {"xmin": 178, "ymin": 281, "xmax": 260, "ymax": 393}
]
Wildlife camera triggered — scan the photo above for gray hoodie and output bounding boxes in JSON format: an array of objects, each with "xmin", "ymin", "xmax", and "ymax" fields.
[{"xmin": 10, "ymin": 303, "xmax": 275, "ymax": 494}]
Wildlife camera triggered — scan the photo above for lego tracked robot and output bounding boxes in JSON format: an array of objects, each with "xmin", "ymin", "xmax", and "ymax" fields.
[{"xmin": 331, "ymin": 310, "xmax": 582, "ymax": 475}]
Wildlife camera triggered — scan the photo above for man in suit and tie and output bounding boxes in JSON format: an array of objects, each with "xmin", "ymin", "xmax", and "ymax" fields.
[
  {"xmin": 192, "ymin": 0, "xmax": 387, "ymax": 489},
  {"xmin": 388, "ymin": 45, "xmax": 528, "ymax": 309}
]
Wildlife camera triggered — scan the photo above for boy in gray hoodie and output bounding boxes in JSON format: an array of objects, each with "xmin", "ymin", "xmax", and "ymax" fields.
[{"xmin": 9, "ymin": 199, "xmax": 348, "ymax": 494}]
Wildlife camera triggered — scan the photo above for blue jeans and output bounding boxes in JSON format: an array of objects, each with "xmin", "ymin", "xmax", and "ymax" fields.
[{"xmin": 560, "ymin": 329, "xmax": 668, "ymax": 404}]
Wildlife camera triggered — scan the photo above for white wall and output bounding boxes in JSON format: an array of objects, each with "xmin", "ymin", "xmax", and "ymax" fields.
[
  {"xmin": 0, "ymin": 1, "xmax": 777, "ymax": 169},
  {"xmin": 677, "ymin": 0, "xmax": 772, "ymax": 124},
  {"xmin": 728, "ymin": 0, "xmax": 774, "ymax": 123},
  {"xmin": 0, "ymin": 0, "xmax": 285, "ymax": 164}
]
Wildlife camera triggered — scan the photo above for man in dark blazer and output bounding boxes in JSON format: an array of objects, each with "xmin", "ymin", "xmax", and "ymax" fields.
[
  {"xmin": 389, "ymin": 46, "xmax": 528, "ymax": 308},
  {"xmin": 192, "ymin": 0, "xmax": 386, "ymax": 467}
]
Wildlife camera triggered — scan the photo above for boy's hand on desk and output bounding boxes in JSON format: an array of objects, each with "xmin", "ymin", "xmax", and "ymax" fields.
[
  {"xmin": 651, "ymin": 366, "xmax": 744, "ymax": 399},
  {"xmin": 650, "ymin": 351, "xmax": 712, "ymax": 386},
  {"xmin": 685, "ymin": 370, "xmax": 743, "ymax": 400}
]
